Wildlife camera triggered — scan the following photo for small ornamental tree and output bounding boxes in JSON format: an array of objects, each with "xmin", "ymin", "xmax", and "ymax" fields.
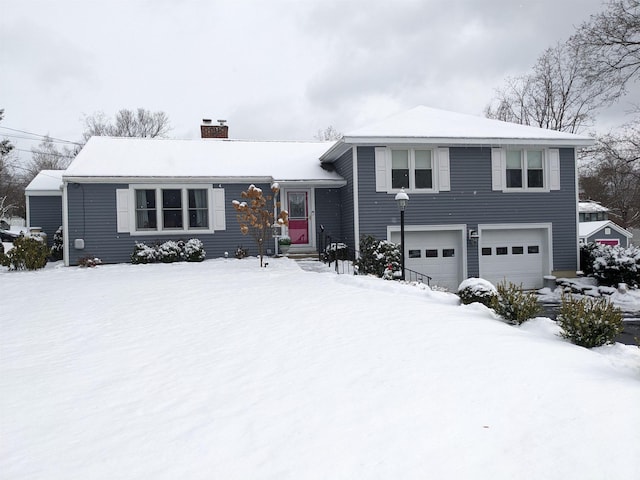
[{"xmin": 232, "ymin": 183, "xmax": 288, "ymax": 267}]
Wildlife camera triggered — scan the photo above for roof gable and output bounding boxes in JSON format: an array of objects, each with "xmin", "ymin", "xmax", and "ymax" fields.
[{"xmin": 579, "ymin": 220, "xmax": 632, "ymax": 239}]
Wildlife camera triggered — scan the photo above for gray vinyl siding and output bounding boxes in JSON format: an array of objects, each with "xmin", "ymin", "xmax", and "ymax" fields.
[
  {"xmin": 356, "ymin": 146, "xmax": 578, "ymax": 276},
  {"xmin": 314, "ymin": 188, "xmax": 342, "ymax": 245},
  {"xmin": 66, "ymin": 182, "xmax": 272, "ymax": 265},
  {"xmin": 332, "ymin": 148, "xmax": 355, "ymax": 248},
  {"xmin": 28, "ymin": 195, "xmax": 62, "ymax": 247}
]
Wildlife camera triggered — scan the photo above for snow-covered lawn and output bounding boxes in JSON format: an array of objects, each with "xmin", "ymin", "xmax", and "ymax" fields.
[{"xmin": 1, "ymin": 258, "xmax": 639, "ymax": 479}]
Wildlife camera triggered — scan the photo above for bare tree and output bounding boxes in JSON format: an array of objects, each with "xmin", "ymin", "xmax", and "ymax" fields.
[
  {"xmin": 315, "ymin": 125, "xmax": 342, "ymax": 141},
  {"xmin": 232, "ymin": 183, "xmax": 288, "ymax": 267},
  {"xmin": 0, "ymin": 109, "xmax": 24, "ymax": 219},
  {"xmin": 571, "ymin": 0, "xmax": 640, "ymax": 92},
  {"xmin": 22, "ymin": 136, "xmax": 74, "ymax": 185},
  {"xmin": 580, "ymin": 120, "xmax": 640, "ymax": 228},
  {"xmin": 82, "ymin": 108, "xmax": 171, "ymax": 142},
  {"xmin": 486, "ymin": 42, "xmax": 623, "ymax": 133}
]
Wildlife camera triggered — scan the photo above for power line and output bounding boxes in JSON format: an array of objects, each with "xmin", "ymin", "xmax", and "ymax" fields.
[
  {"xmin": 0, "ymin": 126, "xmax": 82, "ymax": 146},
  {"xmin": 0, "ymin": 132, "xmax": 80, "ymax": 146},
  {"xmin": 14, "ymin": 148, "xmax": 75, "ymax": 158}
]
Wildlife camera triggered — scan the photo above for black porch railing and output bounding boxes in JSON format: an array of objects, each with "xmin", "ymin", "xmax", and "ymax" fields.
[{"xmin": 317, "ymin": 230, "xmax": 432, "ymax": 285}]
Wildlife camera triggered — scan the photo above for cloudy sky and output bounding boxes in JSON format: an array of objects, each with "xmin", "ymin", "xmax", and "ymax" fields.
[{"xmin": 1, "ymin": 0, "xmax": 638, "ymax": 165}]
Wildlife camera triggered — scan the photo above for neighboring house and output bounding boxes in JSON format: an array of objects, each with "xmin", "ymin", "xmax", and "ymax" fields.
[
  {"xmin": 579, "ymin": 221, "xmax": 633, "ymax": 247},
  {"xmin": 578, "ymin": 200, "xmax": 632, "ymax": 247},
  {"xmin": 578, "ymin": 200, "xmax": 610, "ymax": 222},
  {"xmin": 38, "ymin": 107, "xmax": 593, "ymax": 290},
  {"xmin": 24, "ymin": 170, "xmax": 64, "ymax": 247}
]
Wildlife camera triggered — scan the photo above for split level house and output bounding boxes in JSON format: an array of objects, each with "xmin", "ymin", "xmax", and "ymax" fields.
[{"xmin": 25, "ymin": 106, "xmax": 594, "ymax": 290}]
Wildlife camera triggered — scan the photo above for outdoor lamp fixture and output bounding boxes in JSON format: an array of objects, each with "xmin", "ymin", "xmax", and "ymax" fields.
[{"xmin": 394, "ymin": 188, "xmax": 409, "ymax": 281}]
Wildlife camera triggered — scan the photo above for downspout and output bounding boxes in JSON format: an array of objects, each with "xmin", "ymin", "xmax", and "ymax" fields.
[
  {"xmin": 62, "ymin": 181, "xmax": 69, "ymax": 267},
  {"xmin": 352, "ymin": 146, "xmax": 359, "ymax": 252},
  {"xmin": 574, "ymin": 148, "xmax": 580, "ymax": 273}
]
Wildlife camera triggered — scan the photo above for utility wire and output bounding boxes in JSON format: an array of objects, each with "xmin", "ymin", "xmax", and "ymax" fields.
[
  {"xmin": 1, "ymin": 132, "xmax": 81, "ymax": 146},
  {"xmin": 0, "ymin": 126, "xmax": 82, "ymax": 146}
]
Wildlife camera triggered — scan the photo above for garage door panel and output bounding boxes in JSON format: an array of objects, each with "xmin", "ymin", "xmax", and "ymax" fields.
[
  {"xmin": 480, "ymin": 228, "xmax": 547, "ymax": 289},
  {"xmin": 391, "ymin": 230, "xmax": 462, "ymax": 291}
]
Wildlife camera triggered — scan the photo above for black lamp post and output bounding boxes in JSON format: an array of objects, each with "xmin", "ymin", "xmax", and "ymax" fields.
[{"xmin": 394, "ymin": 188, "xmax": 409, "ymax": 280}]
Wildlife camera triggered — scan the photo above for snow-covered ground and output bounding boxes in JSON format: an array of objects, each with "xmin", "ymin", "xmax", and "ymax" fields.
[
  {"xmin": 1, "ymin": 258, "xmax": 639, "ymax": 479},
  {"xmin": 538, "ymin": 276, "xmax": 640, "ymax": 314}
]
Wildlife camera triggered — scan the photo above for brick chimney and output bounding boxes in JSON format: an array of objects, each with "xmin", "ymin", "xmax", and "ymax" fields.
[{"xmin": 201, "ymin": 119, "xmax": 229, "ymax": 138}]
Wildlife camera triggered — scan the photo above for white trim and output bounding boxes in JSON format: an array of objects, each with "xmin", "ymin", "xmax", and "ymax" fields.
[
  {"xmin": 62, "ymin": 176, "xmax": 346, "ymax": 188},
  {"xmin": 62, "ymin": 182, "xmax": 70, "ymax": 267},
  {"xmin": 24, "ymin": 190, "xmax": 63, "ymax": 197},
  {"xmin": 386, "ymin": 224, "xmax": 468, "ymax": 281},
  {"xmin": 342, "ymin": 136, "xmax": 594, "ymax": 147},
  {"xmin": 282, "ymin": 187, "xmax": 315, "ymax": 250},
  {"xmin": 478, "ymin": 222, "xmax": 554, "ymax": 276},
  {"xmin": 353, "ymin": 146, "xmax": 360, "ymax": 249},
  {"xmin": 574, "ymin": 149, "xmax": 580, "ymax": 270},
  {"xmin": 25, "ymin": 195, "xmax": 31, "ymax": 228}
]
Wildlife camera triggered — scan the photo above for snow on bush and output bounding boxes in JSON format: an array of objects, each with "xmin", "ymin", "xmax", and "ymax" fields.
[
  {"xmin": 50, "ymin": 226, "xmax": 63, "ymax": 261},
  {"xmin": 355, "ymin": 235, "xmax": 401, "ymax": 279},
  {"xmin": 131, "ymin": 239, "xmax": 206, "ymax": 265},
  {"xmin": 457, "ymin": 277, "xmax": 497, "ymax": 307},
  {"xmin": 581, "ymin": 242, "xmax": 640, "ymax": 288}
]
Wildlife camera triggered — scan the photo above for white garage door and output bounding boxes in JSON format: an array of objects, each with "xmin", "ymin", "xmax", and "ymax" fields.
[
  {"xmin": 479, "ymin": 228, "xmax": 548, "ymax": 289},
  {"xmin": 390, "ymin": 229, "xmax": 463, "ymax": 290}
]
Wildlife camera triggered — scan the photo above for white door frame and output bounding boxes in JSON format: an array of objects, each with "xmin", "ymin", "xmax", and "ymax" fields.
[{"xmin": 282, "ymin": 187, "xmax": 316, "ymax": 250}]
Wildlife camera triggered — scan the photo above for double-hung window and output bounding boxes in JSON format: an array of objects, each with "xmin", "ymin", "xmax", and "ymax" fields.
[
  {"xmin": 390, "ymin": 148, "xmax": 434, "ymax": 190},
  {"xmin": 121, "ymin": 185, "xmax": 220, "ymax": 235},
  {"xmin": 493, "ymin": 148, "xmax": 559, "ymax": 192},
  {"xmin": 506, "ymin": 149, "xmax": 544, "ymax": 189}
]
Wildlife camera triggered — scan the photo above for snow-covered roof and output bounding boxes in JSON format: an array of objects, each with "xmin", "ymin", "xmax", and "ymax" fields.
[
  {"xmin": 579, "ymin": 220, "xmax": 632, "ymax": 239},
  {"xmin": 579, "ymin": 201, "xmax": 610, "ymax": 213},
  {"xmin": 322, "ymin": 106, "xmax": 594, "ymax": 161},
  {"xmin": 64, "ymin": 137, "xmax": 344, "ymax": 184},
  {"xmin": 24, "ymin": 170, "xmax": 64, "ymax": 195}
]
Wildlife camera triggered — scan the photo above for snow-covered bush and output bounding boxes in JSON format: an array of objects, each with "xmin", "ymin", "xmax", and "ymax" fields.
[
  {"xmin": 588, "ymin": 243, "xmax": 640, "ymax": 288},
  {"xmin": 557, "ymin": 294, "xmax": 623, "ymax": 348},
  {"xmin": 182, "ymin": 239, "xmax": 206, "ymax": 262},
  {"xmin": 355, "ymin": 235, "xmax": 401, "ymax": 279},
  {"xmin": 0, "ymin": 235, "xmax": 49, "ymax": 271},
  {"xmin": 458, "ymin": 278, "xmax": 497, "ymax": 307},
  {"xmin": 157, "ymin": 240, "xmax": 183, "ymax": 263},
  {"xmin": 131, "ymin": 242, "xmax": 160, "ymax": 264},
  {"xmin": 50, "ymin": 226, "xmax": 63, "ymax": 261},
  {"xmin": 491, "ymin": 281, "xmax": 541, "ymax": 325},
  {"xmin": 131, "ymin": 239, "xmax": 207, "ymax": 265}
]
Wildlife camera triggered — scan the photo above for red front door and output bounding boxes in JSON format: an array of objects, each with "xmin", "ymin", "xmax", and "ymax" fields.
[{"xmin": 287, "ymin": 191, "xmax": 309, "ymax": 245}]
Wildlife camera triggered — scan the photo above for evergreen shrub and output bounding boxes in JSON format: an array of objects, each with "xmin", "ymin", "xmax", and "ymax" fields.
[
  {"xmin": 50, "ymin": 226, "xmax": 64, "ymax": 261},
  {"xmin": 131, "ymin": 239, "xmax": 206, "ymax": 264},
  {"xmin": 458, "ymin": 278, "xmax": 498, "ymax": 307},
  {"xmin": 557, "ymin": 294, "xmax": 623, "ymax": 348},
  {"xmin": 491, "ymin": 281, "xmax": 541, "ymax": 325},
  {"xmin": 1, "ymin": 235, "xmax": 49, "ymax": 271},
  {"xmin": 355, "ymin": 235, "xmax": 401, "ymax": 279}
]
